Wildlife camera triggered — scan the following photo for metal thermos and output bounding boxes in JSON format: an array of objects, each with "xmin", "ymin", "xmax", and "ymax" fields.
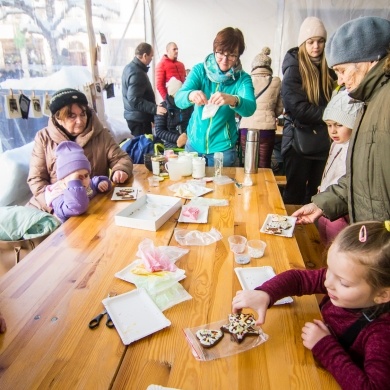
[{"xmin": 244, "ymin": 130, "xmax": 259, "ymax": 173}]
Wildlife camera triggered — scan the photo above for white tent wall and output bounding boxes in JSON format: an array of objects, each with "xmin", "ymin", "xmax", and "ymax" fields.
[
  {"xmin": 152, "ymin": 0, "xmax": 389, "ymax": 79},
  {"xmin": 0, "ymin": 0, "xmax": 389, "ymax": 151}
]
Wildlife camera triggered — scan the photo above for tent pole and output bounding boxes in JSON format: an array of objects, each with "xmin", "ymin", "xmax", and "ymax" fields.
[{"xmin": 84, "ymin": 0, "xmax": 107, "ymax": 125}]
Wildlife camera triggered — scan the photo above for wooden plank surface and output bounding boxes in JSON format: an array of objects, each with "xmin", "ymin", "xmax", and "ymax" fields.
[{"xmin": 0, "ymin": 166, "xmax": 339, "ymax": 390}]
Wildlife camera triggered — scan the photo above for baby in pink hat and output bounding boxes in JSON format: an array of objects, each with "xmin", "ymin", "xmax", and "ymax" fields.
[{"xmin": 45, "ymin": 141, "xmax": 111, "ymax": 222}]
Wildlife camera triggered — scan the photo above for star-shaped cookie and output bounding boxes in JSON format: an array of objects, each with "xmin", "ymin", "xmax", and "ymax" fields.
[{"xmin": 221, "ymin": 313, "xmax": 259, "ymax": 343}]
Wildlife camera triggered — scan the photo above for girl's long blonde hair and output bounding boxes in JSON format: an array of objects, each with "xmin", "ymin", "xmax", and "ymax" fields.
[{"xmin": 298, "ymin": 44, "xmax": 333, "ymax": 105}]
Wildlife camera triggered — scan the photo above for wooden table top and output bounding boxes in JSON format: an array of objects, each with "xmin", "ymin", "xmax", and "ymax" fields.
[{"xmin": 0, "ymin": 166, "xmax": 339, "ymax": 390}]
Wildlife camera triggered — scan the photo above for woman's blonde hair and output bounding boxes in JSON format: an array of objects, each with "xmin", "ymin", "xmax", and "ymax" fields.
[{"xmin": 298, "ymin": 44, "xmax": 333, "ymax": 105}]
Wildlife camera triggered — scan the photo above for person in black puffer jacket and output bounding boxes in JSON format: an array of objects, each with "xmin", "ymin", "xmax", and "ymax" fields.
[
  {"xmin": 154, "ymin": 78, "xmax": 193, "ymax": 149},
  {"xmin": 121, "ymin": 42, "xmax": 167, "ymax": 137},
  {"xmin": 281, "ymin": 17, "xmax": 335, "ymax": 204}
]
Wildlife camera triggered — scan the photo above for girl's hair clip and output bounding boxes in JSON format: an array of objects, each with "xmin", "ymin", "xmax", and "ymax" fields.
[
  {"xmin": 359, "ymin": 225, "xmax": 367, "ymax": 243},
  {"xmin": 385, "ymin": 221, "xmax": 390, "ymax": 232}
]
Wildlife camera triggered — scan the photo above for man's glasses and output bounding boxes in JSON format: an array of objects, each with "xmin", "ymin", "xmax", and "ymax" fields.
[{"xmin": 215, "ymin": 52, "xmax": 238, "ymax": 62}]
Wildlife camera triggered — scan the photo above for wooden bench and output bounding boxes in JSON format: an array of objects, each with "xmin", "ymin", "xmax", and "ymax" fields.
[{"xmin": 285, "ymin": 204, "xmax": 326, "ymax": 270}]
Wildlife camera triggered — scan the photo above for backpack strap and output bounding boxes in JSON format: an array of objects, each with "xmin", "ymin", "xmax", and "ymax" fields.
[
  {"xmin": 338, "ymin": 311, "xmax": 377, "ymax": 350},
  {"xmin": 255, "ymin": 76, "xmax": 272, "ymax": 99}
]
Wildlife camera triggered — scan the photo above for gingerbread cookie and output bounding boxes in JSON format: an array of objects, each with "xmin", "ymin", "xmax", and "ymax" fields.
[
  {"xmin": 265, "ymin": 215, "xmax": 292, "ymax": 234},
  {"xmin": 221, "ymin": 313, "xmax": 259, "ymax": 343},
  {"xmin": 196, "ymin": 329, "xmax": 224, "ymax": 348}
]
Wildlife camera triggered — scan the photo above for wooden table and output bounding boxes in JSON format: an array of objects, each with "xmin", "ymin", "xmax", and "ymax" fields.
[{"xmin": 0, "ymin": 166, "xmax": 339, "ymax": 390}]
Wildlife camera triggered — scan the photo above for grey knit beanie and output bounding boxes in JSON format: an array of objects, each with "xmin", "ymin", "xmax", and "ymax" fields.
[
  {"xmin": 326, "ymin": 16, "xmax": 390, "ymax": 68},
  {"xmin": 298, "ymin": 16, "xmax": 327, "ymax": 47},
  {"xmin": 323, "ymin": 90, "xmax": 363, "ymax": 129},
  {"xmin": 252, "ymin": 47, "xmax": 272, "ymax": 69}
]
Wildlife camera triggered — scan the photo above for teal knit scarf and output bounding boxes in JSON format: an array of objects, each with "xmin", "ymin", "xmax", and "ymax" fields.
[{"xmin": 204, "ymin": 53, "xmax": 242, "ymax": 84}]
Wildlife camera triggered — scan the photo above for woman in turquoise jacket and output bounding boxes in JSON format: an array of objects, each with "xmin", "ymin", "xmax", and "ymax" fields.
[{"xmin": 175, "ymin": 27, "xmax": 256, "ymax": 166}]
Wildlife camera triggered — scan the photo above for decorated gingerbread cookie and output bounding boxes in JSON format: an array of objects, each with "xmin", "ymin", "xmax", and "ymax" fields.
[
  {"xmin": 265, "ymin": 215, "xmax": 292, "ymax": 234},
  {"xmin": 196, "ymin": 329, "xmax": 224, "ymax": 348},
  {"xmin": 221, "ymin": 313, "xmax": 259, "ymax": 343}
]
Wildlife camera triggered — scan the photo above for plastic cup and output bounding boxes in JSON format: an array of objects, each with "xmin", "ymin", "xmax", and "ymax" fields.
[
  {"xmin": 147, "ymin": 176, "xmax": 159, "ymax": 187},
  {"xmin": 228, "ymin": 235, "xmax": 247, "ymax": 254},
  {"xmin": 247, "ymin": 240, "xmax": 266, "ymax": 258},
  {"xmin": 234, "ymin": 250, "xmax": 251, "ymax": 265}
]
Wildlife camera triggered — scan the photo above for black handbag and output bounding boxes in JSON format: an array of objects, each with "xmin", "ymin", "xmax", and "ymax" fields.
[{"xmin": 292, "ymin": 123, "xmax": 330, "ymax": 156}]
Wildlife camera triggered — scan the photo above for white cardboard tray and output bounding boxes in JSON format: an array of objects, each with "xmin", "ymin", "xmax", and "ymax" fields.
[
  {"xmin": 102, "ymin": 289, "xmax": 171, "ymax": 345},
  {"xmin": 260, "ymin": 214, "xmax": 296, "ymax": 238},
  {"xmin": 115, "ymin": 194, "xmax": 182, "ymax": 231},
  {"xmin": 235, "ymin": 266, "xmax": 293, "ymax": 305},
  {"xmin": 178, "ymin": 205, "xmax": 209, "ymax": 223},
  {"xmin": 111, "ymin": 187, "xmax": 139, "ymax": 201}
]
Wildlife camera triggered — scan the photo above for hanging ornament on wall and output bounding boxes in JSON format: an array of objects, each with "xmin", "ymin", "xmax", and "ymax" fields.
[
  {"xmin": 4, "ymin": 89, "xmax": 22, "ymax": 119},
  {"xmin": 29, "ymin": 91, "xmax": 43, "ymax": 118},
  {"xmin": 43, "ymin": 92, "xmax": 52, "ymax": 117},
  {"xmin": 19, "ymin": 92, "xmax": 31, "ymax": 119}
]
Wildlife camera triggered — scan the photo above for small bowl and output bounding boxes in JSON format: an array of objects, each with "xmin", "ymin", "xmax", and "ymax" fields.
[
  {"xmin": 247, "ymin": 240, "xmax": 266, "ymax": 258},
  {"xmin": 228, "ymin": 235, "xmax": 247, "ymax": 254}
]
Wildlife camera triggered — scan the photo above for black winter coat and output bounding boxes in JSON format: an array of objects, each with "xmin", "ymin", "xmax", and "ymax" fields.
[
  {"xmin": 154, "ymin": 95, "xmax": 193, "ymax": 148},
  {"xmin": 281, "ymin": 48, "xmax": 333, "ymax": 159},
  {"xmin": 121, "ymin": 57, "xmax": 156, "ymax": 122}
]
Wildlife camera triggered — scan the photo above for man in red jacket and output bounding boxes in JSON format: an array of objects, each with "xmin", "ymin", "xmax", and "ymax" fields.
[{"xmin": 155, "ymin": 42, "xmax": 186, "ymax": 100}]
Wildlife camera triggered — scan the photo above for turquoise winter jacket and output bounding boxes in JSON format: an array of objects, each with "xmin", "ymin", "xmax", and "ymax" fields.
[{"xmin": 175, "ymin": 54, "xmax": 256, "ymax": 154}]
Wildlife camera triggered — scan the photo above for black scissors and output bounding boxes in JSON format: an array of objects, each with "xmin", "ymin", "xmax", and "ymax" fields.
[{"xmin": 89, "ymin": 309, "xmax": 114, "ymax": 329}]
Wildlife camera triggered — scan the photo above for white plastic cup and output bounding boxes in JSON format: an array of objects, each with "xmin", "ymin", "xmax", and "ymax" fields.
[
  {"xmin": 228, "ymin": 235, "xmax": 247, "ymax": 254},
  {"xmin": 234, "ymin": 250, "xmax": 251, "ymax": 264},
  {"xmin": 247, "ymin": 240, "xmax": 266, "ymax": 258},
  {"xmin": 165, "ymin": 160, "xmax": 182, "ymax": 181},
  {"xmin": 147, "ymin": 176, "xmax": 160, "ymax": 187}
]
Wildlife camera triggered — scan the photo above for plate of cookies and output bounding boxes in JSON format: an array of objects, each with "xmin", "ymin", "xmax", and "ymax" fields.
[
  {"xmin": 260, "ymin": 214, "xmax": 296, "ymax": 237},
  {"xmin": 111, "ymin": 187, "xmax": 139, "ymax": 201}
]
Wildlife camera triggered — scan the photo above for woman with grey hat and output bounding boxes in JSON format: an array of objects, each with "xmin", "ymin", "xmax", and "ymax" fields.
[
  {"xmin": 239, "ymin": 47, "xmax": 283, "ymax": 168},
  {"xmin": 281, "ymin": 16, "xmax": 335, "ymax": 205},
  {"xmin": 28, "ymin": 88, "xmax": 133, "ymax": 213},
  {"xmin": 293, "ymin": 16, "xmax": 390, "ymax": 229}
]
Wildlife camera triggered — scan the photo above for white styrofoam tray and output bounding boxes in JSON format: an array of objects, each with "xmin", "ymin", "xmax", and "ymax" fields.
[
  {"xmin": 234, "ymin": 266, "xmax": 293, "ymax": 305},
  {"xmin": 260, "ymin": 214, "xmax": 296, "ymax": 237},
  {"xmin": 102, "ymin": 288, "xmax": 171, "ymax": 345},
  {"xmin": 115, "ymin": 194, "xmax": 182, "ymax": 231}
]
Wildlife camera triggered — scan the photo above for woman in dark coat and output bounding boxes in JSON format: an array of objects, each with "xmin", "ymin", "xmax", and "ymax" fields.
[{"xmin": 281, "ymin": 16, "xmax": 335, "ymax": 204}]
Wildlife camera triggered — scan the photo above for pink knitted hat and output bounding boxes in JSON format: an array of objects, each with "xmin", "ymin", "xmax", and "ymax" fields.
[{"xmin": 298, "ymin": 17, "xmax": 327, "ymax": 47}]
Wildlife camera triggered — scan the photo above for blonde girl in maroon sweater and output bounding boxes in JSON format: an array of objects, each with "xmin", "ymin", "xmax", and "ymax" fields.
[{"xmin": 233, "ymin": 221, "xmax": 390, "ymax": 390}]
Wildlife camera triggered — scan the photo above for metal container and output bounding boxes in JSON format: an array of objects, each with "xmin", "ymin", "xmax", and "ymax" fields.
[{"xmin": 244, "ymin": 129, "xmax": 259, "ymax": 174}]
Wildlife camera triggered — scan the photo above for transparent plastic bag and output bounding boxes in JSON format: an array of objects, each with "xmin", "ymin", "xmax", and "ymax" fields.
[
  {"xmin": 174, "ymin": 227, "xmax": 222, "ymax": 246},
  {"xmin": 148, "ymin": 282, "xmax": 192, "ymax": 311},
  {"xmin": 187, "ymin": 197, "xmax": 229, "ymax": 207},
  {"xmin": 136, "ymin": 238, "xmax": 177, "ymax": 272},
  {"xmin": 183, "ymin": 317, "xmax": 268, "ymax": 361}
]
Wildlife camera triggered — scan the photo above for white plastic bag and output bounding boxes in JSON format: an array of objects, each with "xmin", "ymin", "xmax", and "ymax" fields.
[{"xmin": 174, "ymin": 227, "xmax": 222, "ymax": 246}]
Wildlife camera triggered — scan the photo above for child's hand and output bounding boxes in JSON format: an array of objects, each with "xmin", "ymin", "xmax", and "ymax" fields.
[
  {"xmin": 301, "ymin": 319, "xmax": 330, "ymax": 350},
  {"xmin": 98, "ymin": 181, "xmax": 109, "ymax": 192},
  {"xmin": 232, "ymin": 290, "xmax": 270, "ymax": 325},
  {"xmin": 0, "ymin": 313, "xmax": 6, "ymax": 333}
]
